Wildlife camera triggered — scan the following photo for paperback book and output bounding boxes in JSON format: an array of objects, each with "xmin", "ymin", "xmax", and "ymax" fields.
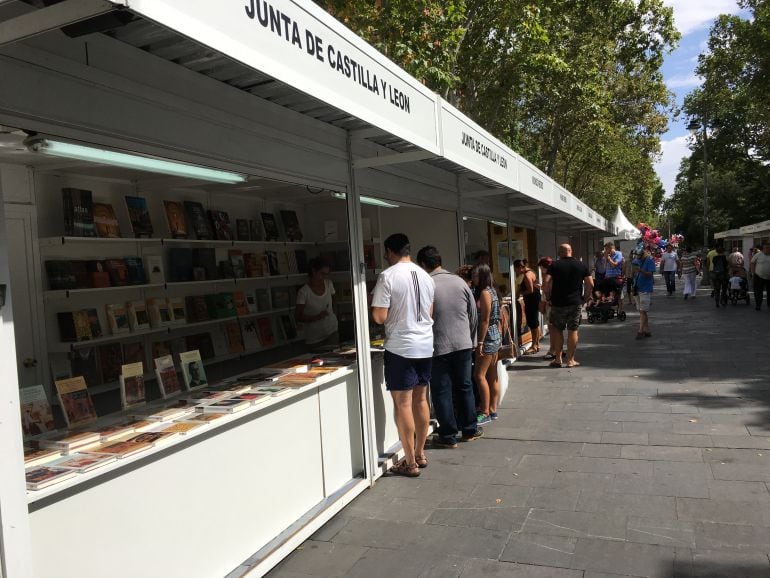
[
  {"xmin": 249, "ymin": 219, "xmax": 262, "ymax": 241},
  {"xmin": 261, "ymin": 212, "xmax": 280, "ymax": 241},
  {"xmin": 105, "ymin": 303, "xmax": 130, "ymax": 335},
  {"xmin": 197, "ymin": 398, "xmax": 250, "ymax": 414},
  {"xmin": 256, "ymin": 317, "xmax": 276, "ymax": 347},
  {"xmin": 105, "ymin": 258, "xmax": 129, "ymax": 286},
  {"xmin": 98, "ymin": 343, "xmax": 123, "ymax": 383},
  {"xmin": 86, "ymin": 439, "xmax": 154, "ymax": 459},
  {"xmin": 208, "ymin": 210, "xmax": 234, "ymax": 240},
  {"xmin": 168, "ymin": 248, "xmax": 194, "ymax": 282},
  {"xmin": 157, "ymin": 421, "xmax": 206, "ymax": 434},
  {"xmin": 163, "ymin": 200, "xmax": 188, "ymax": 238},
  {"xmin": 235, "ymin": 219, "xmax": 250, "ymax": 241},
  {"xmin": 86, "ymin": 260, "xmax": 111, "ymax": 288},
  {"xmin": 154, "ymin": 354, "xmax": 183, "ymax": 397},
  {"xmin": 169, "ymin": 297, "xmax": 186, "ymax": 324},
  {"xmin": 145, "ymin": 255, "xmax": 165, "ymax": 284},
  {"xmin": 124, "ymin": 195, "xmax": 153, "ymax": 237},
  {"xmin": 127, "ymin": 300, "xmax": 150, "ymax": 331},
  {"xmin": 46, "ymin": 452, "xmax": 117, "ymax": 473},
  {"xmin": 147, "ymin": 298, "xmax": 172, "ymax": 328},
  {"xmin": 280, "ymin": 210, "xmax": 303, "ymax": 241},
  {"xmin": 93, "ymin": 202, "xmax": 121, "ymax": 238},
  {"xmin": 179, "ymin": 349, "xmax": 208, "ymax": 389},
  {"xmin": 124, "ymin": 257, "xmax": 147, "ymax": 285},
  {"xmin": 70, "ymin": 347, "xmax": 101, "ymax": 388},
  {"xmin": 26, "ymin": 466, "xmax": 78, "ymax": 490},
  {"xmin": 45, "ymin": 260, "xmax": 78, "ymax": 290},
  {"xmin": 24, "ymin": 445, "xmax": 62, "ymax": 468},
  {"xmin": 62, "ymin": 188, "xmax": 96, "ymax": 237},
  {"xmin": 184, "ymin": 201, "xmax": 213, "ymax": 239},
  {"xmin": 97, "ymin": 422, "xmax": 137, "ymax": 442},
  {"xmin": 224, "ymin": 321, "xmax": 245, "ymax": 354},
  {"xmin": 119, "ymin": 361, "xmax": 146, "ymax": 409},
  {"xmin": 40, "ymin": 430, "xmax": 101, "ymax": 452},
  {"xmin": 54, "ymin": 376, "xmax": 97, "ymax": 428},
  {"xmin": 19, "ymin": 385, "xmax": 56, "ymax": 436}
]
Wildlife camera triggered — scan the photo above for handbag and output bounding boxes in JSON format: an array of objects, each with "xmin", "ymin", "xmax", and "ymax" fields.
[{"xmin": 499, "ymin": 322, "xmax": 515, "ymax": 360}]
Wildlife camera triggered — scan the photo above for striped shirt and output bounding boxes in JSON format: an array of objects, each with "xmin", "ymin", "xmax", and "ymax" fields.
[{"xmin": 680, "ymin": 254, "xmax": 698, "ymax": 275}]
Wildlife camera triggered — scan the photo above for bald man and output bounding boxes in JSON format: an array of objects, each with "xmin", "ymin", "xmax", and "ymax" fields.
[{"xmin": 542, "ymin": 244, "xmax": 593, "ymax": 368}]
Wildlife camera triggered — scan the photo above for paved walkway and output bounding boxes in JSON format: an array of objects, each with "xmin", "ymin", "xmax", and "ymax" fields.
[{"xmin": 268, "ymin": 279, "xmax": 770, "ymax": 578}]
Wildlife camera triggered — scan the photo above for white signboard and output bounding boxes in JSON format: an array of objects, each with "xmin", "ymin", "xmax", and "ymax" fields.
[
  {"xmin": 517, "ymin": 158, "xmax": 552, "ymax": 204},
  {"xmin": 439, "ymin": 100, "xmax": 518, "ymax": 192},
  {"xmin": 118, "ymin": 0, "xmax": 441, "ymax": 153}
]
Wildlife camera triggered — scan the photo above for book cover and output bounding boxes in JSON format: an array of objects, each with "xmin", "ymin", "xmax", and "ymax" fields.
[
  {"xmin": 207, "ymin": 210, "xmax": 234, "ymax": 240},
  {"xmin": 87, "ymin": 439, "xmax": 153, "ymax": 458},
  {"xmin": 62, "ymin": 188, "xmax": 96, "ymax": 237},
  {"xmin": 151, "ymin": 339, "xmax": 173, "ymax": 360},
  {"xmin": 93, "ymin": 202, "xmax": 121, "ymax": 238},
  {"xmin": 47, "ymin": 452, "xmax": 117, "ymax": 473},
  {"xmin": 240, "ymin": 319, "xmax": 261, "ymax": 351},
  {"xmin": 179, "ymin": 350, "xmax": 208, "ymax": 389},
  {"xmin": 250, "ymin": 385, "xmax": 289, "ymax": 396},
  {"xmin": 71, "ymin": 260, "xmax": 90, "ymax": 289},
  {"xmin": 243, "ymin": 253, "xmax": 259, "ymax": 278},
  {"xmin": 97, "ymin": 343, "xmax": 123, "ymax": 383},
  {"xmin": 145, "ymin": 406, "xmax": 192, "ymax": 422},
  {"xmin": 233, "ymin": 290, "xmax": 249, "ymax": 316},
  {"xmin": 57, "ymin": 312, "xmax": 78, "ymax": 343},
  {"xmin": 256, "ymin": 317, "xmax": 275, "ymax": 347},
  {"xmin": 127, "ymin": 300, "xmax": 150, "ymax": 331},
  {"xmin": 26, "ymin": 466, "xmax": 78, "ymax": 490},
  {"xmin": 279, "ymin": 315, "xmax": 297, "ymax": 340},
  {"xmin": 124, "ymin": 195, "xmax": 153, "ymax": 238},
  {"xmin": 122, "ymin": 341, "xmax": 146, "ymax": 365},
  {"xmin": 158, "ymin": 421, "xmax": 205, "ymax": 434},
  {"xmin": 19, "ymin": 385, "xmax": 55, "ymax": 436},
  {"xmin": 185, "ymin": 333, "xmax": 215, "ymax": 360},
  {"xmin": 24, "ymin": 445, "xmax": 62, "ymax": 468},
  {"xmin": 54, "ymin": 376, "xmax": 97, "ymax": 428},
  {"xmin": 249, "ymin": 219, "xmax": 262, "ymax": 241},
  {"xmin": 154, "ymin": 354, "xmax": 182, "ymax": 397},
  {"xmin": 168, "ymin": 248, "xmax": 194, "ymax": 282},
  {"xmin": 163, "ymin": 200, "xmax": 188, "ymax": 238},
  {"xmin": 105, "ymin": 258, "xmax": 129, "ymax": 286},
  {"xmin": 280, "ymin": 210, "xmax": 303, "ymax": 241},
  {"xmin": 185, "ymin": 412, "xmax": 226, "ymax": 423},
  {"xmin": 214, "ymin": 292, "xmax": 236, "ymax": 319},
  {"xmin": 70, "ymin": 347, "xmax": 101, "ymax": 388},
  {"xmin": 104, "ymin": 303, "xmax": 131, "ymax": 335},
  {"xmin": 185, "ymin": 295, "xmax": 210, "ymax": 323},
  {"xmin": 192, "ymin": 248, "xmax": 218, "ymax": 280},
  {"xmin": 85, "ymin": 308, "xmax": 103, "ymax": 339},
  {"xmin": 73, "ymin": 310, "xmax": 93, "ymax": 342},
  {"xmin": 245, "ymin": 291, "xmax": 258, "ymax": 314},
  {"xmin": 261, "ymin": 212, "xmax": 280, "ymax": 241},
  {"xmin": 183, "ymin": 201, "xmax": 212, "ymax": 239},
  {"xmin": 229, "ymin": 249, "xmax": 245, "ymax": 278},
  {"xmin": 45, "ymin": 260, "xmax": 77, "ymax": 290},
  {"xmin": 295, "ymin": 250, "xmax": 308, "ymax": 274},
  {"xmin": 40, "ymin": 430, "xmax": 102, "ymax": 451},
  {"xmin": 124, "ymin": 257, "xmax": 147, "ymax": 285},
  {"xmin": 235, "ymin": 219, "xmax": 250, "ymax": 241},
  {"xmin": 120, "ymin": 361, "xmax": 146, "ymax": 408},
  {"xmin": 277, "ymin": 251, "xmax": 291, "ymax": 275},
  {"xmin": 86, "ymin": 260, "xmax": 111, "ymax": 288},
  {"xmin": 270, "ymin": 286, "xmax": 291, "ymax": 309},
  {"xmin": 209, "ymin": 326, "xmax": 229, "ymax": 358},
  {"xmin": 224, "ymin": 321, "xmax": 245, "ymax": 354},
  {"xmin": 97, "ymin": 422, "xmax": 137, "ymax": 442},
  {"xmin": 198, "ymin": 398, "xmax": 250, "ymax": 413},
  {"xmin": 145, "ymin": 255, "xmax": 165, "ymax": 285},
  {"xmin": 265, "ymin": 250, "xmax": 280, "ymax": 275},
  {"xmin": 147, "ymin": 298, "xmax": 172, "ymax": 328},
  {"xmin": 168, "ymin": 297, "xmax": 186, "ymax": 324}
]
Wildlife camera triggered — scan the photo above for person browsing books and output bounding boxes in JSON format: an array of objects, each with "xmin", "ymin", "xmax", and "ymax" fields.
[{"xmin": 295, "ymin": 258, "xmax": 339, "ymax": 348}]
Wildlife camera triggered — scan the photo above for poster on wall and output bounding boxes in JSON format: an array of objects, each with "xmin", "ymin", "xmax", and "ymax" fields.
[{"xmin": 496, "ymin": 240, "xmax": 523, "ymax": 275}]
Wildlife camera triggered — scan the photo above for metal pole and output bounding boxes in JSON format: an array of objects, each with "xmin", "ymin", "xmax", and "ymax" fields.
[{"xmin": 702, "ymin": 119, "xmax": 709, "ymax": 250}]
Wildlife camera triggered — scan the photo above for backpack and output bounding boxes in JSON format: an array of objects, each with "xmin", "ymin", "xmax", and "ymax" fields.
[{"xmin": 713, "ymin": 255, "xmax": 727, "ymax": 274}]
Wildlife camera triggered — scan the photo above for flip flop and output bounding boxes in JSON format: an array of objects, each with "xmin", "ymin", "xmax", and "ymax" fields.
[
  {"xmin": 548, "ymin": 360, "xmax": 562, "ymax": 368},
  {"xmin": 543, "ymin": 353, "xmax": 556, "ymax": 360},
  {"xmin": 566, "ymin": 361, "xmax": 581, "ymax": 368}
]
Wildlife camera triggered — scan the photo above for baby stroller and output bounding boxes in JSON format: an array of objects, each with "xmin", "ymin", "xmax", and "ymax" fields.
[
  {"xmin": 586, "ymin": 277, "xmax": 627, "ymax": 323},
  {"xmin": 729, "ymin": 273, "xmax": 751, "ymax": 305}
]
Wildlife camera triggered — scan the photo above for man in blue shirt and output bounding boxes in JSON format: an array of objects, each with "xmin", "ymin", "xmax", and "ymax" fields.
[
  {"xmin": 602, "ymin": 242, "xmax": 624, "ymax": 312},
  {"xmin": 634, "ymin": 247, "xmax": 656, "ymax": 339}
]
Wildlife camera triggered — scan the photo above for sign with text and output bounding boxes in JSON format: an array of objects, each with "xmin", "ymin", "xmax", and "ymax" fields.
[
  {"xmin": 517, "ymin": 158, "xmax": 552, "ymax": 205},
  {"xmin": 119, "ymin": 0, "xmax": 440, "ymax": 153}
]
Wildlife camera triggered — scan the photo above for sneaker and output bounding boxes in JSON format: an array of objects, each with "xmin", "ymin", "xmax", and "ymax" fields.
[
  {"xmin": 461, "ymin": 428, "xmax": 484, "ymax": 442},
  {"xmin": 489, "ymin": 412, "xmax": 499, "ymax": 420},
  {"xmin": 432, "ymin": 436, "xmax": 458, "ymax": 449},
  {"xmin": 476, "ymin": 413, "xmax": 492, "ymax": 425}
]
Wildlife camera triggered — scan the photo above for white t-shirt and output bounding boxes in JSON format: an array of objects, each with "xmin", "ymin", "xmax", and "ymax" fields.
[
  {"xmin": 371, "ymin": 261, "xmax": 435, "ymax": 358},
  {"xmin": 729, "ymin": 276, "xmax": 744, "ymax": 290},
  {"xmin": 296, "ymin": 279, "xmax": 338, "ymax": 344},
  {"xmin": 752, "ymin": 251, "xmax": 770, "ymax": 280},
  {"xmin": 661, "ymin": 251, "xmax": 679, "ymax": 272}
]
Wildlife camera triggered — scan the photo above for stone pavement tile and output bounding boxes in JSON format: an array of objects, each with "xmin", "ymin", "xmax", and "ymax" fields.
[
  {"xmin": 469, "ymin": 483, "xmax": 533, "ymax": 507},
  {"xmin": 621, "ymin": 421, "xmax": 674, "ymax": 434},
  {"xmin": 459, "ymin": 559, "xmax": 583, "ymax": 578},
  {"xmin": 694, "ymin": 521, "xmax": 770, "ymax": 551},
  {"xmin": 605, "ymin": 411, "xmax": 674, "ymax": 423},
  {"xmin": 581, "ymin": 443, "xmax": 622, "ymax": 458},
  {"xmin": 491, "ymin": 466, "xmax": 558, "ymax": 487},
  {"xmin": 342, "ymin": 546, "xmax": 465, "ymax": 578},
  {"xmin": 648, "ymin": 433, "xmax": 713, "ymax": 447},
  {"xmin": 676, "ymin": 497, "xmax": 770, "ymax": 525},
  {"xmin": 571, "ymin": 537, "xmax": 680, "ymax": 577},
  {"xmin": 491, "ymin": 428, "xmax": 603, "ymax": 444},
  {"xmin": 619, "ymin": 445, "xmax": 703, "ymax": 462},
  {"xmin": 521, "ymin": 509, "xmax": 627, "ymax": 540},
  {"xmin": 676, "ymin": 548, "xmax": 770, "ymax": 578},
  {"xmin": 670, "ymin": 422, "xmax": 750, "ymax": 436},
  {"xmin": 562, "ymin": 456, "xmax": 654, "ymax": 476},
  {"xmin": 607, "ymin": 402, "xmax": 673, "ymax": 413},
  {"xmin": 583, "ymin": 573, "xmax": 645, "ymax": 578},
  {"xmin": 426, "ymin": 500, "xmax": 530, "ymax": 532},
  {"xmin": 516, "ymin": 454, "xmax": 571, "ymax": 470},
  {"xmin": 309, "ymin": 514, "xmax": 351, "ymax": 542},
  {"xmin": 424, "ymin": 447, "xmax": 523, "ymax": 468},
  {"xmin": 554, "ymin": 419, "xmax": 623, "ymax": 433},
  {"xmin": 702, "ymin": 448, "xmax": 770, "ymax": 463},
  {"xmin": 710, "ymin": 462, "xmax": 770, "ymax": 482},
  {"xmin": 500, "ymin": 532, "xmax": 577, "ymax": 569},
  {"xmin": 373, "ymin": 477, "xmax": 474, "ymax": 504},
  {"xmin": 616, "ymin": 387, "xmax": 658, "ymax": 396},
  {"xmin": 550, "ymin": 471, "xmax": 615, "ymax": 492},
  {"xmin": 510, "ymin": 440, "xmax": 585, "ymax": 457},
  {"xmin": 343, "ymin": 496, "xmax": 434, "ymax": 524},
  {"xmin": 576, "ymin": 490, "xmax": 676, "ymax": 520},
  {"xmin": 747, "ymin": 424, "xmax": 770, "ymax": 436},
  {"xmin": 270, "ymin": 541, "xmax": 368, "ymax": 577},
  {"xmin": 600, "ymin": 432, "xmax": 649, "ymax": 445},
  {"xmin": 707, "ymin": 479, "xmax": 770, "ymax": 502},
  {"xmin": 611, "ymin": 470, "xmax": 710, "ymax": 499},
  {"xmin": 710, "ymin": 435, "xmax": 770, "ymax": 449},
  {"xmin": 265, "ymin": 570, "xmax": 314, "ymax": 578},
  {"xmin": 625, "ymin": 516, "xmax": 696, "ymax": 548},
  {"xmin": 416, "ymin": 462, "xmax": 497, "ymax": 485},
  {"xmin": 526, "ymin": 487, "xmax": 581, "ymax": 511}
]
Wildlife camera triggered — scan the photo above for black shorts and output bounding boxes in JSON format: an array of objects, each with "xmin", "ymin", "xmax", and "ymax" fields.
[
  {"xmin": 384, "ymin": 351, "xmax": 432, "ymax": 391},
  {"xmin": 599, "ymin": 276, "xmax": 623, "ymax": 296}
]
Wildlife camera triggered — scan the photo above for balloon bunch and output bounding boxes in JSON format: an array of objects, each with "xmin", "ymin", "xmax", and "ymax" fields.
[{"xmin": 635, "ymin": 224, "xmax": 684, "ymax": 253}]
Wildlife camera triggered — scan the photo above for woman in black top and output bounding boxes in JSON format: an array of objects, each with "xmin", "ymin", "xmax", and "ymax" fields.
[{"xmin": 515, "ymin": 260, "xmax": 542, "ymax": 354}]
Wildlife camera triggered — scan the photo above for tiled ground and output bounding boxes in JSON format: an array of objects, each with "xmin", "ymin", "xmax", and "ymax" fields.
[{"xmin": 267, "ymin": 280, "xmax": 770, "ymax": 578}]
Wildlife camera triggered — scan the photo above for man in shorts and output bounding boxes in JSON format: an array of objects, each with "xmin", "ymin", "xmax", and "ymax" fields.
[
  {"xmin": 371, "ymin": 233, "xmax": 435, "ymax": 477},
  {"xmin": 543, "ymin": 244, "xmax": 593, "ymax": 368},
  {"xmin": 634, "ymin": 246, "xmax": 656, "ymax": 338}
]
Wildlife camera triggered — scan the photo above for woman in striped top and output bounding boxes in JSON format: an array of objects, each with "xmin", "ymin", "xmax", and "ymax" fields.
[{"xmin": 679, "ymin": 246, "xmax": 700, "ymax": 300}]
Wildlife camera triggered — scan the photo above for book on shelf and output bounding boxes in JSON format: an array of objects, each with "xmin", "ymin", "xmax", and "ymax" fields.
[
  {"xmin": 57, "ymin": 311, "xmax": 86, "ymax": 343},
  {"xmin": 105, "ymin": 258, "xmax": 129, "ymax": 286},
  {"xmin": 185, "ymin": 412, "xmax": 226, "ymax": 424},
  {"xmin": 231, "ymin": 392, "xmax": 269, "ymax": 405},
  {"xmin": 278, "ymin": 315, "xmax": 297, "ymax": 340},
  {"xmin": 236, "ymin": 369, "xmax": 282, "ymax": 382},
  {"xmin": 97, "ymin": 343, "xmax": 123, "ymax": 383},
  {"xmin": 295, "ymin": 250, "xmax": 308, "ymax": 274},
  {"xmin": 86, "ymin": 438, "xmax": 154, "ymax": 459},
  {"xmin": 26, "ymin": 466, "xmax": 78, "ymax": 490},
  {"xmin": 240, "ymin": 318, "xmax": 261, "ymax": 351},
  {"xmin": 256, "ymin": 317, "xmax": 276, "ymax": 347},
  {"xmin": 261, "ymin": 212, "xmax": 280, "ymax": 241},
  {"xmin": 229, "ymin": 249, "xmax": 245, "ymax": 278},
  {"xmin": 144, "ymin": 405, "xmax": 192, "ymax": 422},
  {"xmin": 163, "ymin": 200, "xmax": 188, "ymax": 238},
  {"xmin": 270, "ymin": 286, "xmax": 291, "ymax": 309},
  {"xmin": 104, "ymin": 303, "xmax": 131, "ymax": 332},
  {"xmin": 40, "ymin": 429, "xmax": 101, "ymax": 452},
  {"xmin": 19, "ymin": 385, "xmax": 56, "ymax": 437},
  {"xmin": 120, "ymin": 361, "xmax": 146, "ymax": 409},
  {"xmin": 124, "ymin": 195, "xmax": 153, "ymax": 238},
  {"xmin": 127, "ymin": 300, "xmax": 150, "ymax": 332},
  {"xmin": 45, "ymin": 260, "xmax": 77, "ymax": 290},
  {"xmin": 147, "ymin": 298, "xmax": 172, "ymax": 328},
  {"xmin": 71, "ymin": 261, "xmax": 90, "ymax": 288},
  {"xmin": 207, "ymin": 210, "xmax": 234, "ymax": 240},
  {"xmin": 24, "ymin": 445, "xmax": 62, "ymax": 468},
  {"xmin": 124, "ymin": 257, "xmax": 147, "ymax": 285},
  {"xmin": 235, "ymin": 219, "xmax": 250, "ymax": 241},
  {"xmin": 184, "ymin": 201, "xmax": 213, "ymax": 239},
  {"xmin": 210, "ymin": 325, "xmax": 229, "ymax": 358},
  {"xmin": 197, "ymin": 398, "xmax": 250, "ymax": 414},
  {"xmin": 277, "ymin": 251, "xmax": 291, "ymax": 275},
  {"xmin": 255, "ymin": 288, "xmax": 270, "ymax": 311},
  {"xmin": 249, "ymin": 219, "xmax": 262, "ymax": 241},
  {"xmin": 122, "ymin": 341, "xmax": 146, "ymax": 365},
  {"xmin": 168, "ymin": 248, "xmax": 194, "ymax": 282},
  {"xmin": 280, "ymin": 210, "xmax": 303, "ymax": 242},
  {"xmin": 187, "ymin": 389, "xmax": 230, "ymax": 404},
  {"xmin": 86, "ymin": 260, "xmax": 111, "ymax": 288},
  {"xmin": 46, "ymin": 452, "xmax": 117, "ymax": 473},
  {"xmin": 185, "ymin": 295, "xmax": 210, "ymax": 323},
  {"xmin": 145, "ymin": 255, "xmax": 165, "ymax": 285},
  {"xmin": 70, "ymin": 347, "xmax": 101, "ymax": 388},
  {"xmin": 215, "ymin": 292, "xmax": 236, "ymax": 318},
  {"xmin": 224, "ymin": 321, "xmax": 245, "ymax": 354},
  {"xmin": 150, "ymin": 339, "xmax": 173, "ymax": 360},
  {"xmin": 156, "ymin": 420, "xmax": 205, "ymax": 434},
  {"xmin": 244, "ymin": 291, "xmax": 258, "ymax": 314},
  {"xmin": 323, "ymin": 219, "xmax": 338, "ymax": 241},
  {"xmin": 93, "ymin": 202, "xmax": 121, "ymax": 238},
  {"xmin": 251, "ymin": 384, "xmax": 290, "ymax": 396},
  {"xmin": 97, "ymin": 422, "xmax": 137, "ymax": 442},
  {"xmin": 185, "ymin": 332, "xmax": 215, "ymax": 360},
  {"xmin": 154, "ymin": 354, "xmax": 182, "ymax": 397},
  {"xmin": 265, "ymin": 250, "xmax": 279, "ymax": 275},
  {"xmin": 192, "ymin": 247, "xmax": 218, "ymax": 280},
  {"xmin": 243, "ymin": 252, "xmax": 259, "ymax": 277},
  {"xmin": 85, "ymin": 308, "xmax": 103, "ymax": 339},
  {"xmin": 233, "ymin": 291, "xmax": 249, "ymax": 316},
  {"xmin": 168, "ymin": 297, "xmax": 186, "ymax": 324},
  {"xmin": 62, "ymin": 188, "xmax": 96, "ymax": 238},
  {"xmin": 179, "ymin": 349, "xmax": 208, "ymax": 389}
]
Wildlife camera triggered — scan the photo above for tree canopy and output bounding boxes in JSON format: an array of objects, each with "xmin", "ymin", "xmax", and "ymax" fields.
[{"xmin": 318, "ymin": 0, "xmax": 678, "ymax": 222}]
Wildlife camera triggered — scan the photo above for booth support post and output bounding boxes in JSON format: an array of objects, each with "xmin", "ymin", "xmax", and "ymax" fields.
[
  {"xmin": 507, "ymin": 208, "xmax": 518, "ymax": 349},
  {"xmin": 345, "ymin": 132, "xmax": 378, "ymax": 487},
  {"xmin": 455, "ymin": 176, "xmax": 465, "ymax": 267}
]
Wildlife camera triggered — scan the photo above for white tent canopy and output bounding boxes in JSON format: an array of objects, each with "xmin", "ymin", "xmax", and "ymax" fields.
[{"xmin": 607, "ymin": 206, "xmax": 638, "ymax": 241}]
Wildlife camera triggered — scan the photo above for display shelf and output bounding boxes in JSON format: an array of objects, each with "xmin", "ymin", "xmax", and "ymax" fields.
[
  {"xmin": 165, "ymin": 279, "xmax": 236, "ymax": 288},
  {"xmin": 39, "ymin": 236, "xmax": 162, "ymax": 248},
  {"xmin": 87, "ymin": 370, "xmax": 157, "ymax": 396},
  {"xmin": 234, "ymin": 274, "xmax": 305, "ymax": 284},
  {"xmin": 172, "ymin": 316, "xmax": 237, "ymax": 332},
  {"xmin": 44, "ymin": 283, "xmax": 166, "ymax": 300},
  {"xmin": 68, "ymin": 327, "xmax": 169, "ymax": 351},
  {"xmin": 162, "ymin": 238, "xmax": 235, "ymax": 246},
  {"xmin": 232, "ymin": 240, "xmax": 316, "ymax": 248}
]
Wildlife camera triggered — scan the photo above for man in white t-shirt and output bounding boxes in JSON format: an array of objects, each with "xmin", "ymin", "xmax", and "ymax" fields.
[
  {"xmin": 371, "ymin": 233, "xmax": 435, "ymax": 478},
  {"xmin": 660, "ymin": 245, "xmax": 679, "ymax": 296},
  {"xmin": 751, "ymin": 242, "xmax": 770, "ymax": 310}
]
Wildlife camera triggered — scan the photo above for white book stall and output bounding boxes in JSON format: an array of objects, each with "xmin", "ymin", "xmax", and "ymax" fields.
[{"xmin": 0, "ymin": 1, "xmax": 610, "ymax": 576}]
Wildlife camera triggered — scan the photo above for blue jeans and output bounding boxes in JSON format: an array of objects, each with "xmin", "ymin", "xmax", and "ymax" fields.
[
  {"xmin": 663, "ymin": 271, "xmax": 677, "ymax": 294},
  {"xmin": 431, "ymin": 349, "xmax": 477, "ymax": 443}
]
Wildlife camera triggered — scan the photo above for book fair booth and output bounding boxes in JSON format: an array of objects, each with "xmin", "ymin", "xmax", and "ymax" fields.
[{"xmin": 0, "ymin": 1, "xmax": 611, "ymax": 577}]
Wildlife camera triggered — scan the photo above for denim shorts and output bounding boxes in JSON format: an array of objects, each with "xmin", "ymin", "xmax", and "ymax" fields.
[
  {"xmin": 482, "ymin": 337, "xmax": 502, "ymax": 356},
  {"xmin": 384, "ymin": 350, "xmax": 432, "ymax": 391}
]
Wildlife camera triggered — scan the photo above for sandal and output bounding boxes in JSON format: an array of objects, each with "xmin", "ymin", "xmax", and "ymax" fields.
[
  {"xmin": 543, "ymin": 352, "xmax": 556, "ymax": 360},
  {"xmin": 415, "ymin": 454, "xmax": 428, "ymax": 468},
  {"xmin": 548, "ymin": 360, "xmax": 563, "ymax": 368},
  {"xmin": 391, "ymin": 461, "xmax": 420, "ymax": 477}
]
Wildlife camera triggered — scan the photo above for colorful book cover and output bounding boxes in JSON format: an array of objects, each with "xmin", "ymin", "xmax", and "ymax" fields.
[
  {"xmin": 224, "ymin": 321, "xmax": 245, "ymax": 354},
  {"xmin": 168, "ymin": 297, "xmax": 186, "ymax": 324},
  {"xmin": 270, "ymin": 286, "xmax": 291, "ymax": 309},
  {"xmin": 45, "ymin": 260, "xmax": 78, "ymax": 290},
  {"xmin": 86, "ymin": 260, "xmax": 111, "ymax": 288},
  {"xmin": 97, "ymin": 343, "xmax": 123, "ymax": 383},
  {"xmin": 62, "ymin": 188, "xmax": 96, "ymax": 237},
  {"xmin": 73, "ymin": 310, "xmax": 93, "ymax": 341},
  {"xmin": 184, "ymin": 201, "xmax": 213, "ymax": 239},
  {"xmin": 87, "ymin": 439, "xmax": 153, "ymax": 458},
  {"xmin": 105, "ymin": 303, "xmax": 130, "ymax": 335},
  {"xmin": 233, "ymin": 291, "xmax": 249, "ymax": 316},
  {"xmin": 97, "ymin": 422, "xmax": 137, "ymax": 442},
  {"xmin": 235, "ymin": 219, "xmax": 250, "ymax": 241},
  {"xmin": 19, "ymin": 385, "xmax": 55, "ymax": 436},
  {"xmin": 243, "ymin": 253, "xmax": 259, "ymax": 277},
  {"xmin": 163, "ymin": 200, "xmax": 188, "ymax": 238},
  {"xmin": 229, "ymin": 249, "xmax": 245, "ymax": 278},
  {"xmin": 158, "ymin": 421, "xmax": 205, "ymax": 434},
  {"xmin": 127, "ymin": 300, "xmax": 150, "ymax": 331},
  {"xmin": 124, "ymin": 195, "xmax": 153, "ymax": 238},
  {"xmin": 70, "ymin": 347, "xmax": 101, "ymax": 387},
  {"xmin": 85, "ymin": 308, "xmax": 103, "ymax": 339},
  {"xmin": 105, "ymin": 258, "xmax": 129, "ymax": 286},
  {"xmin": 256, "ymin": 317, "xmax": 275, "ymax": 348},
  {"xmin": 147, "ymin": 298, "xmax": 172, "ymax": 328},
  {"xmin": 120, "ymin": 361, "xmax": 146, "ymax": 408},
  {"xmin": 154, "ymin": 354, "xmax": 182, "ymax": 397},
  {"xmin": 26, "ymin": 466, "xmax": 78, "ymax": 490},
  {"xmin": 93, "ymin": 202, "xmax": 121, "ymax": 238},
  {"xmin": 179, "ymin": 350, "xmax": 208, "ymax": 389},
  {"xmin": 54, "ymin": 376, "xmax": 97, "ymax": 427},
  {"xmin": 280, "ymin": 210, "xmax": 303, "ymax": 241},
  {"xmin": 47, "ymin": 452, "xmax": 116, "ymax": 473},
  {"xmin": 145, "ymin": 255, "xmax": 165, "ymax": 284},
  {"xmin": 185, "ymin": 295, "xmax": 210, "ymax": 323},
  {"xmin": 261, "ymin": 212, "xmax": 280, "ymax": 241},
  {"xmin": 207, "ymin": 210, "xmax": 234, "ymax": 240},
  {"xmin": 214, "ymin": 292, "xmax": 236, "ymax": 318},
  {"xmin": 124, "ymin": 256, "xmax": 147, "ymax": 285}
]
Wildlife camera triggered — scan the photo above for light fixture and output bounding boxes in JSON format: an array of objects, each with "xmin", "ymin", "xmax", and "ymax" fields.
[
  {"xmin": 490, "ymin": 220, "xmax": 508, "ymax": 228},
  {"xmin": 331, "ymin": 192, "xmax": 399, "ymax": 208},
  {"xmin": 26, "ymin": 139, "xmax": 246, "ymax": 184}
]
